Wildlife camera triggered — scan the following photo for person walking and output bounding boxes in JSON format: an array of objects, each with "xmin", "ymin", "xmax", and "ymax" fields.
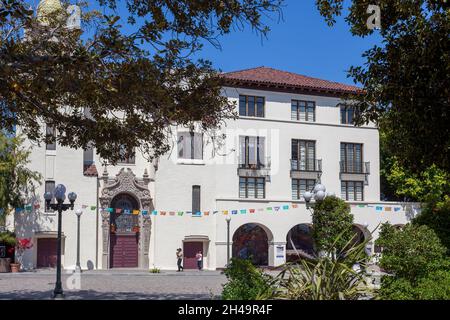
[
  {"xmin": 176, "ymin": 248, "xmax": 184, "ymax": 272},
  {"xmin": 195, "ymin": 250, "xmax": 203, "ymax": 271}
]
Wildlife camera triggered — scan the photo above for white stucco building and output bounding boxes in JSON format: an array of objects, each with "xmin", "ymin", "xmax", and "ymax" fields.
[{"xmin": 8, "ymin": 67, "xmax": 420, "ymax": 271}]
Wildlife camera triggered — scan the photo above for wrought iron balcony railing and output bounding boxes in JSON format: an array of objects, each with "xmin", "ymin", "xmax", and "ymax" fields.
[
  {"xmin": 340, "ymin": 161, "xmax": 370, "ymax": 174},
  {"xmin": 290, "ymin": 159, "xmax": 322, "ymax": 172}
]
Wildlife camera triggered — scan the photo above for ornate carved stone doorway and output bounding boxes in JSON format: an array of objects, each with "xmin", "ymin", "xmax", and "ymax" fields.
[{"xmin": 99, "ymin": 168, "xmax": 153, "ymax": 269}]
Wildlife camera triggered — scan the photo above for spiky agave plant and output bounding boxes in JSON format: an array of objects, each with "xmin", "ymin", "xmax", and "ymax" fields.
[{"xmin": 265, "ymin": 231, "xmax": 373, "ymax": 300}]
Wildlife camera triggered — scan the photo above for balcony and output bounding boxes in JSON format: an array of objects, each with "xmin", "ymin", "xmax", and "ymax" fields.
[
  {"xmin": 340, "ymin": 161, "xmax": 370, "ymax": 184},
  {"xmin": 237, "ymin": 156, "xmax": 271, "ymax": 177},
  {"xmin": 290, "ymin": 159, "xmax": 322, "ymax": 180}
]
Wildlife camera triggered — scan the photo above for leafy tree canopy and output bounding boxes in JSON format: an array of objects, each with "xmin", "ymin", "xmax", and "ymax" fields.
[
  {"xmin": 0, "ymin": 132, "xmax": 41, "ymax": 224},
  {"xmin": 0, "ymin": 0, "xmax": 283, "ymax": 163},
  {"xmin": 316, "ymin": 0, "xmax": 450, "ymax": 173}
]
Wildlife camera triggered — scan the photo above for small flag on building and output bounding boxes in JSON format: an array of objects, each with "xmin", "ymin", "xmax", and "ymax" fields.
[
  {"xmin": 266, "ymin": 207, "xmax": 273, "ymax": 212},
  {"xmin": 213, "ymin": 211, "xmax": 219, "ymax": 215},
  {"xmin": 249, "ymin": 209, "xmax": 255, "ymax": 214},
  {"xmin": 142, "ymin": 210, "xmax": 149, "ymax": 215},
  {"xmin": 132, "ymin": 210, "xmax": 140, "ymax": 215},
  {"xmin": 394, "ymin": 207, "xmax": 401, "ymax": 212},
  {"xmin": 160, "ymin": 211, "xmax": 167, "ymax": 216},
  {"xmin": 240, "ymin": 209, "xmax": 247, "ymax": 214},
  {"xmin": 223, "ymin": 210, "xmax": 229, "ymax": 215},
  {"xmin": 385, "ymin": 207, "xmax": 392, "ymax": 212},
  {"xmin": 232, "ymin": 210, "xmax": 238, "ymax": 215},
  {"xmin": 204, "ymin": 211, "xmax": 210, "ymax": 216},
  {"xmin": 292, "ymin": 204, "xmax": 298, "ymax": 209},
  {"xmin": 283, "ymin": 205, "xmax": 289, "ymax": 210},
  {"xmin": 152, "ymin": 210, "xmax": 158, "ymax": 215},
  {"xmin": 91, "ymin": 206, "xmax": 97, "ymax": 211},
  {"xmin": 169, "ymin": 211, "xmax": 176, "ymax": 216},
  {"xmin": 274, "ymin": 206, "xmax": 280, "ymax": 211},
  {"xmin": 116, "ymin": 208, "xmax": 122, "ymax": 214},
  {"xmin": 178, "ymin": 211, "xmax": 184, "ymax": 216},
  {"xmin": 376, "ymin": 206, "xmax": 383, "ymax": 212},
  {"xmin": 107, "ymin": 208, "xmax": 113, "ymax": 213}
]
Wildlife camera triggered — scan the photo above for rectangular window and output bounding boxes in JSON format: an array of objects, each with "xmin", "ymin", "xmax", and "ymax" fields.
[
  {"xmin": 118, "ymin": 145, "xmax": 135, "ymax": 164},
  {"xmin": 340, "ymin": 143, "xmax": 363, "ymax": 173},
  {"xmin": 291, "ymin": 100, "xmax": 315, "ymax": 122},
  {"xmin": 239, "ymin": 95, "xmax": 265, "ymax": 117},
  {"xmin": 45, "ymin": 125, "xmax": 56, "ymax": 150},
  {"xmin": 341, "ymin": 181, "xmax": 364, "ymax": 201},
  {"xmin": 177, "ymin": 132, "xmax": 203, "ymax": 160},
  {"xmin": 292, "ymin": 179, "xmax": 316, "ymax": 200},
  {"xmin": 291, "ymin": 140, "xmax": 316, "ymax": 171},
  {"xmin": 340, "ymin": 105, "xmax": 356, "ymax": 124},
  {"xmin": 239, "ymin": 136, "xmax": 265, "ymax": 168},
  {"xmin": 45, "ymin": 181, "xmax": 55, "ymax": 212},
  {"xmin": 239, "ymin": 177, "xmax": 265, "ymax": 199},
  {"xmin": 192, "ymin": 185, "xmax": 201, "ymax": 213}
]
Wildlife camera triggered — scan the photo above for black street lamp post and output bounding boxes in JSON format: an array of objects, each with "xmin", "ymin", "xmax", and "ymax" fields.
[{"xmin": 44, "ymin": 184, "xmax": 77, "ymax": 299}]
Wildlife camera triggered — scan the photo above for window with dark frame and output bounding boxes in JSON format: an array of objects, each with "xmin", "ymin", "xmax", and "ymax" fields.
[
  {"xmin": 291, "ymin": 100, "xmax": 315, "ymax": 122},
  {"xmin": 341, "ymin": 181, "xmax": 364, "ymax": 201},
  {"xmin": 177, "ymin": 132, "xmax": 203, "ymax": 160},
  {"xmin": 292, "ymin": 179, "xmax": 316, "ymax": 200},
  {"xmin": 239, "ymin": 136, "xmax": 265, "ymax": 169},
  {"xmin": 340, "ymin": 105, "xmax": 356, "ymax": 124},
  {"xmin": 340, "ymin": 143, "xmax": 363, "ymax": 173},
  {"xmin": 192, "ymin": 185, "xmax": 201, "ymax": 213},
  {"xmin": 118, "ymin": 145, "xmax": 135, "ymax": 164},
  {"xmin": 45, "ymin": 125, "xmax": 56, "ymax": 150},
  {"xmin": 239, "ymin": 177, "xmax": 265, "ymax": 199},
  {"xmin": 239, "ymin": 95, "xmax": 265, "ymax": 117},
  {"xmin": 45, "ymin": 181, "xmax": 55, "ymax": 212},
  {"xmin": 291, "ymin": 139, "xmax": 316, "ymax": 171}
]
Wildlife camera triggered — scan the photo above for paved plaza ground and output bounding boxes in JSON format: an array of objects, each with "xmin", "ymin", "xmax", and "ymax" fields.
[{"xmin": 0, "ymin": 269, "xmax": 229, "ymax": 300}]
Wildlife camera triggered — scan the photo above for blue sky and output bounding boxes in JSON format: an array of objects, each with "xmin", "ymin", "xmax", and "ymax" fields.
[{"xmin": 196, "ymin": 0, "xmax": 382, "ymax": 85}]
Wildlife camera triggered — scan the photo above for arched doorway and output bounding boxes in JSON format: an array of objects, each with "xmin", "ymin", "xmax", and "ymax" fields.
[
  {"xmin": 232, "ymin": 223, "xmax": 271, "ymax": 266},
  {"xmin": 109, "ymin": 193, "xmax": 140, "ymax": 268},
  {"xmin": 286, "ymin": 224, "xmax": 314, "ymax": 262},
  {"xmin": 351, "ymin": 225, "xmax": 368, "ymax": 246}
]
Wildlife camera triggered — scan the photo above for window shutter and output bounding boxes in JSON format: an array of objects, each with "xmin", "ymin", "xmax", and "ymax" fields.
[
  {"xmin": 248, "ymin": 137, "xmax": 257, "ymax": 165},
  {"xmin": 258, "ymin": 137, "xmax": 265, "ymax": 166},
  {"xmin": 194, "ymin": 133, "xmax": 203, "ymax": 160},
  {"xmin": 239, "ymin": 136, "xmax": 246, "ymax": 165}
]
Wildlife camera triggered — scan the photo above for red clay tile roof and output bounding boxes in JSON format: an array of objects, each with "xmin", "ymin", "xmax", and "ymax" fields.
[
  {"xmin": 221, "ymin": 66, "xmax": 362, "ymax": 96},
  {"xmin": 83, "ymin": 163, "xmax": 98, "ymax": 177}
]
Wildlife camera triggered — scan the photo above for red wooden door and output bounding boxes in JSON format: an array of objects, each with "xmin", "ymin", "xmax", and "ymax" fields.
[
  {"xmin": 183, "ymin": 242, "xmax": 203, "ymax": 269},
  {"xmin": 37, "ymin": 238, "xmax": 57, "ymax": 268},
  {"xmin": 110, "ymin": 234, "xmax": 138, "ymax": 268}
]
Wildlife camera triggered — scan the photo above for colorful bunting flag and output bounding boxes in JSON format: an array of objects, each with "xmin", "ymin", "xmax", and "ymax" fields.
[
  {"xmin": 266, "ymin": 207, "xmax": 273, "ymax": 212},
  {"xmin": 258, "ymin": 208, "xmax": 264, "ymax": 212},
  {"xmin": 385, "ymin": 207, "xmax": 392, "ymax": 212},
  {"xmin": 160, "ymin": 211, "xmax": 167, "ymax": 216},
  {"xmin": 240, "ymin": 209, "xmax": 247, "ymax": 214},
  {"xmin": 204, "ymin": 211, "xmax": 210, "ymax": 216},
  {"xmin": 232, "ymin": 210, "xmax": 238, "ymax": 215},
  {"xmin": 107, "ymin": 208, "xmax": 113, "ymax": 213},
  {"xmin": 292, "ymin": 204, "xmax": 298, "ymax": 209},
  {"xmin": 82, "ymin": 205, "xmax": 88, "ymax": 209},
  {"xmin": 213, "ymin": 211, "xmax": 219, "ymax": 215},
  {"xmin": 394, "ymin": 207, "xmax": 401, "ymax": 212},
  {"xmin": 282, "ymin": 205, "xmax": 289, "ymax": 210},
  {"xmin": 376, "ymin": 206, "xmax": 383, "ymax": 212},
  {"xmin": 249, "ymin": 209, "xmax": 255, "ymax": 214},
  {"xmin": 91, "ymin": 206, "xmax": 97, "ymax": 210},
  {"xmin": 124, "ymin": 209, "xmax": 131, "ymax": 215},
  {"xmin": 192, "ymin": 211, "xmax": 202, "ymax": 217},
  {"xmin": 116, "ymin": 208, "xmax": 122, "ymax": 214},
  {"xmin": 132, "ymin": 210, "xmax": 140, "ymax": 215},
  {"xmin": 222, "ymin": 210, "xmax": 229, "ymax": 215},
  {"xmin": 274, "ymin": 206, "xmax": 280, "ymax": 211},
  {"xmin": 177, "ymin": 211, "xmax": 184, "ymax": 216},
  {"xmin": 142, "ymin": 210, "xmax": 149, "ymax": 215},
  {"xmin": 358, "ymin": 204, "xmax": 366, "ymax": 208},
  {"xmin": 152, "ymin": 210, "xmax": 158, "ymax": 215}
]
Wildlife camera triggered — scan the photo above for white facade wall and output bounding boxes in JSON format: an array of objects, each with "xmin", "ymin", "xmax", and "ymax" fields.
[{"xmin": 9, "ymin": 86, "xmax": 418, "ymax": 271}]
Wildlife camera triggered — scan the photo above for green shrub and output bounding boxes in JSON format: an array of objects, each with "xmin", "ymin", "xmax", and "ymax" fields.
[
  {"xmin": 0, "ymin": 230, "xmax": 16, "ymax": 246},
  {"xmin": 375, "ymin": 223, "xmax": 447, "ymax": 282},
  {"xmin": 415, "ymin": 269, "xmax": 450, "ymax": 300},
  {"xmin": 222, "ymin": 258, "xmax": 274, "ymax": 300},
  {"xmin": 312, "ymin": 196, "xmax": 354, "ymax": 254},
  {"xmin": 378, "ymin": 276, "xmax": 416, "ymax": 300},
  {"xmin": 413, "ymin": 197, "xmax": 450, "ymax": 255}
]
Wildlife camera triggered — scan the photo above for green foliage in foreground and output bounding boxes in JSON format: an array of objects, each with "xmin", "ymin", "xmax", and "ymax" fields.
[
  {"xmin": 221, "ymin": 258, "xmax": 275, "ymax": 300},
  {"xmin": 376, "ymin": 223, "xmax": 450, "ymax": 300},
  {"xmin": 269, "ymin": 232, "xmax": 371, "ymax": 300}
]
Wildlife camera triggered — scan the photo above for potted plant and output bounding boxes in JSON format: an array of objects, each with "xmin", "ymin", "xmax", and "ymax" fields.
[{"xmin": 11, "ymin": 238, "xmax": 33, "ymax": 272}]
